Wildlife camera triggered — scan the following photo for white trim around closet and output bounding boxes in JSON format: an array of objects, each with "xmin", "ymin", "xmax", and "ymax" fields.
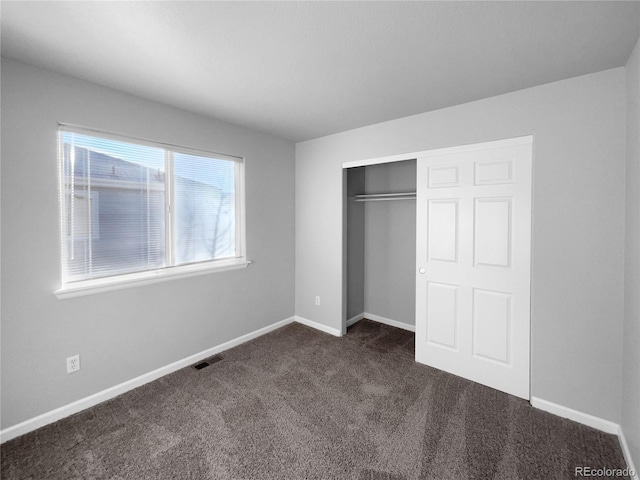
[{"xmin": 342, "ymin": 135, "xmax": 533, "ymax": 169}]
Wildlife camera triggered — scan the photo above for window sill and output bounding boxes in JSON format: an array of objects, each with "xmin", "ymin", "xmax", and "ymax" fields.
[{"xmin": 54, "ymin": 259, "xmax": 251, "ymax": 299}]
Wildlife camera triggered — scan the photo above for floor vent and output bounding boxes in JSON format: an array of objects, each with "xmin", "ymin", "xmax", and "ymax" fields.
[{"xmin": 192, "ymin": 354, "xmax": 223, "ymax": 370}]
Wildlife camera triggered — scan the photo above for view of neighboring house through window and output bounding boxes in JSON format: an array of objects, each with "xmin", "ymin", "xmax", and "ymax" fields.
[{"xmin": 59, "ymin": 127, "xmax": 244, "ymax": 286}]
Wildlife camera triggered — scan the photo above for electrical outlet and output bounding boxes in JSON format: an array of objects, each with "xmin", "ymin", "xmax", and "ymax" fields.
[
  {"xmin": 67, "ymin": 354, "xmax": 80, "ymax": 374},
  {"xmin": 315, "ymin": 296, "xmax": 320, "ymax": 306}
]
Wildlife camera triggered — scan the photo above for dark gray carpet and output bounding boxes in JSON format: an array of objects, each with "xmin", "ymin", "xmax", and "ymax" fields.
[{"xmin": 1, "ymin": 320, "xmax": 629, "ymax": 479}]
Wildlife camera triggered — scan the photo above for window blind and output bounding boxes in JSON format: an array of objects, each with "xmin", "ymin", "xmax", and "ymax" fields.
[
  {"xmin": 173, "ymin": 151, "xmax": 236, "ymax": 265},
  {"xmin": 59, "ymin": 128, "xmax": 242, "ymax": 285}
]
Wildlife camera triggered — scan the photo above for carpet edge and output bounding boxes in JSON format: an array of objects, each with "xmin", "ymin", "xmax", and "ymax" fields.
[
  {"xmin": 530, "ymin": 395, "xmax": 638, "ymax": 474},
  {"xmin": 618, "ymin": 426, "xmax": 639, "ymax": 479},
  {"xmin": 530, "ymin": 396, "xmax": 619, "ymax": 434}
]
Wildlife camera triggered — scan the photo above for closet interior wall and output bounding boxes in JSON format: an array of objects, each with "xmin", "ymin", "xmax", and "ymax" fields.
[{"xmin": 346, "ymin": 160, "xmax": 417, "ymax": 329}]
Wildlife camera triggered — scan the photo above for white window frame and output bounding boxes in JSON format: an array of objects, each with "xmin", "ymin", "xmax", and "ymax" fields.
[{"xmin": 55, "ymin": 125, "xmax": 249, "ymax": 299}]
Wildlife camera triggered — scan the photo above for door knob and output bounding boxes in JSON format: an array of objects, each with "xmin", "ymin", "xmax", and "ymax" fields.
[{"xmin": 419, "ymin": 268, "xmax": 426, "ymax": 274}]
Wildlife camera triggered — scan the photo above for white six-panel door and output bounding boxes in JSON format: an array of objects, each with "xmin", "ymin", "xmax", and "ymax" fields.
[{"xmin": 415, "ymin": 136, "xmax": 532, "ymax": 399}]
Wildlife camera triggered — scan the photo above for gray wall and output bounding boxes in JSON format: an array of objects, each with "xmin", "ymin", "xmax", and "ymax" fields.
[
  {"xmin": 363, "ymin": 161, "xmax": 416, "ymax": 326},
  {"xmin": 623, "ymin": 37, "xmax": 640, "ymax": 470},
  {"xmin": 0, "ymin": 58, "xmax": 295, "ymax": 429},
  {"xmin": 346, "ymin": 161, "xmax": 416, "ymax": 326},
  {"xmin": 296, "ymin": 67, "xmax": 626, "ymax": 423}
]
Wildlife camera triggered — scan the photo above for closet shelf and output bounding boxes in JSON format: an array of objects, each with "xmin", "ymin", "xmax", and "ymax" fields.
[{"xmin": 351, "ymin": 192, "xmax": 416, "ymax": 202}]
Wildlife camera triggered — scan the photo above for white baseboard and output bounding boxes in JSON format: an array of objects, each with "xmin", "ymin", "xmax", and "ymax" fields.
[
  {"xmin": 531, "ymin": 397, "xmax": 638, "ymax": 476},
  {"xmin": 346, "ymin": 312, "xmax": 415, "ymax": 332},
  {"xmin": 294, "ymin": 315, "xmax": 342, "ymax": 337},
  {"xmin": 530, "ymin": 397, "xmax": 619, "ymax": 434},
  {"xmin": 618, "ymin": 427, "xmax": 639, "ymax": 479},
  {"xmin": 364, "ymin": 312, "xmax": 416, "ymax": 332},
  {"xmin": 0, "ymin": 316, "xmax": 296, "ymax": 444},
  {"xmin": 346, "ymin": 313, "xmax": 365, "ymax": 327}
]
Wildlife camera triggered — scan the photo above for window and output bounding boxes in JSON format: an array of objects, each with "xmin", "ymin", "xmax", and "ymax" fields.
[{"xmin": 57, "ymin": 126, "xmax": 247, "ymax": 296}]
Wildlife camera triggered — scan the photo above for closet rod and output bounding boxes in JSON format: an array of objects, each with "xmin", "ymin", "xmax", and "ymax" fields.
[{"xmin": 351, "ymin": 192, "xmax": 416, "ymax": 202}]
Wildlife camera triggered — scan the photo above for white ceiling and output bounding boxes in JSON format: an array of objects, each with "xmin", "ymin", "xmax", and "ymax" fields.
[{"xmin": 2, "ymin": 1, "xmax": 639, "ymax": 142}]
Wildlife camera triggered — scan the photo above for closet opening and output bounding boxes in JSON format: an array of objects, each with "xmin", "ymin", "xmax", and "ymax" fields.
[
  {"xmin": 344, "ymin": 159, "xmax": 417, "ymax": 346},
  {"xmin": 342, "ymin": 136, "xmax": 532, "ymax": 399}
]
